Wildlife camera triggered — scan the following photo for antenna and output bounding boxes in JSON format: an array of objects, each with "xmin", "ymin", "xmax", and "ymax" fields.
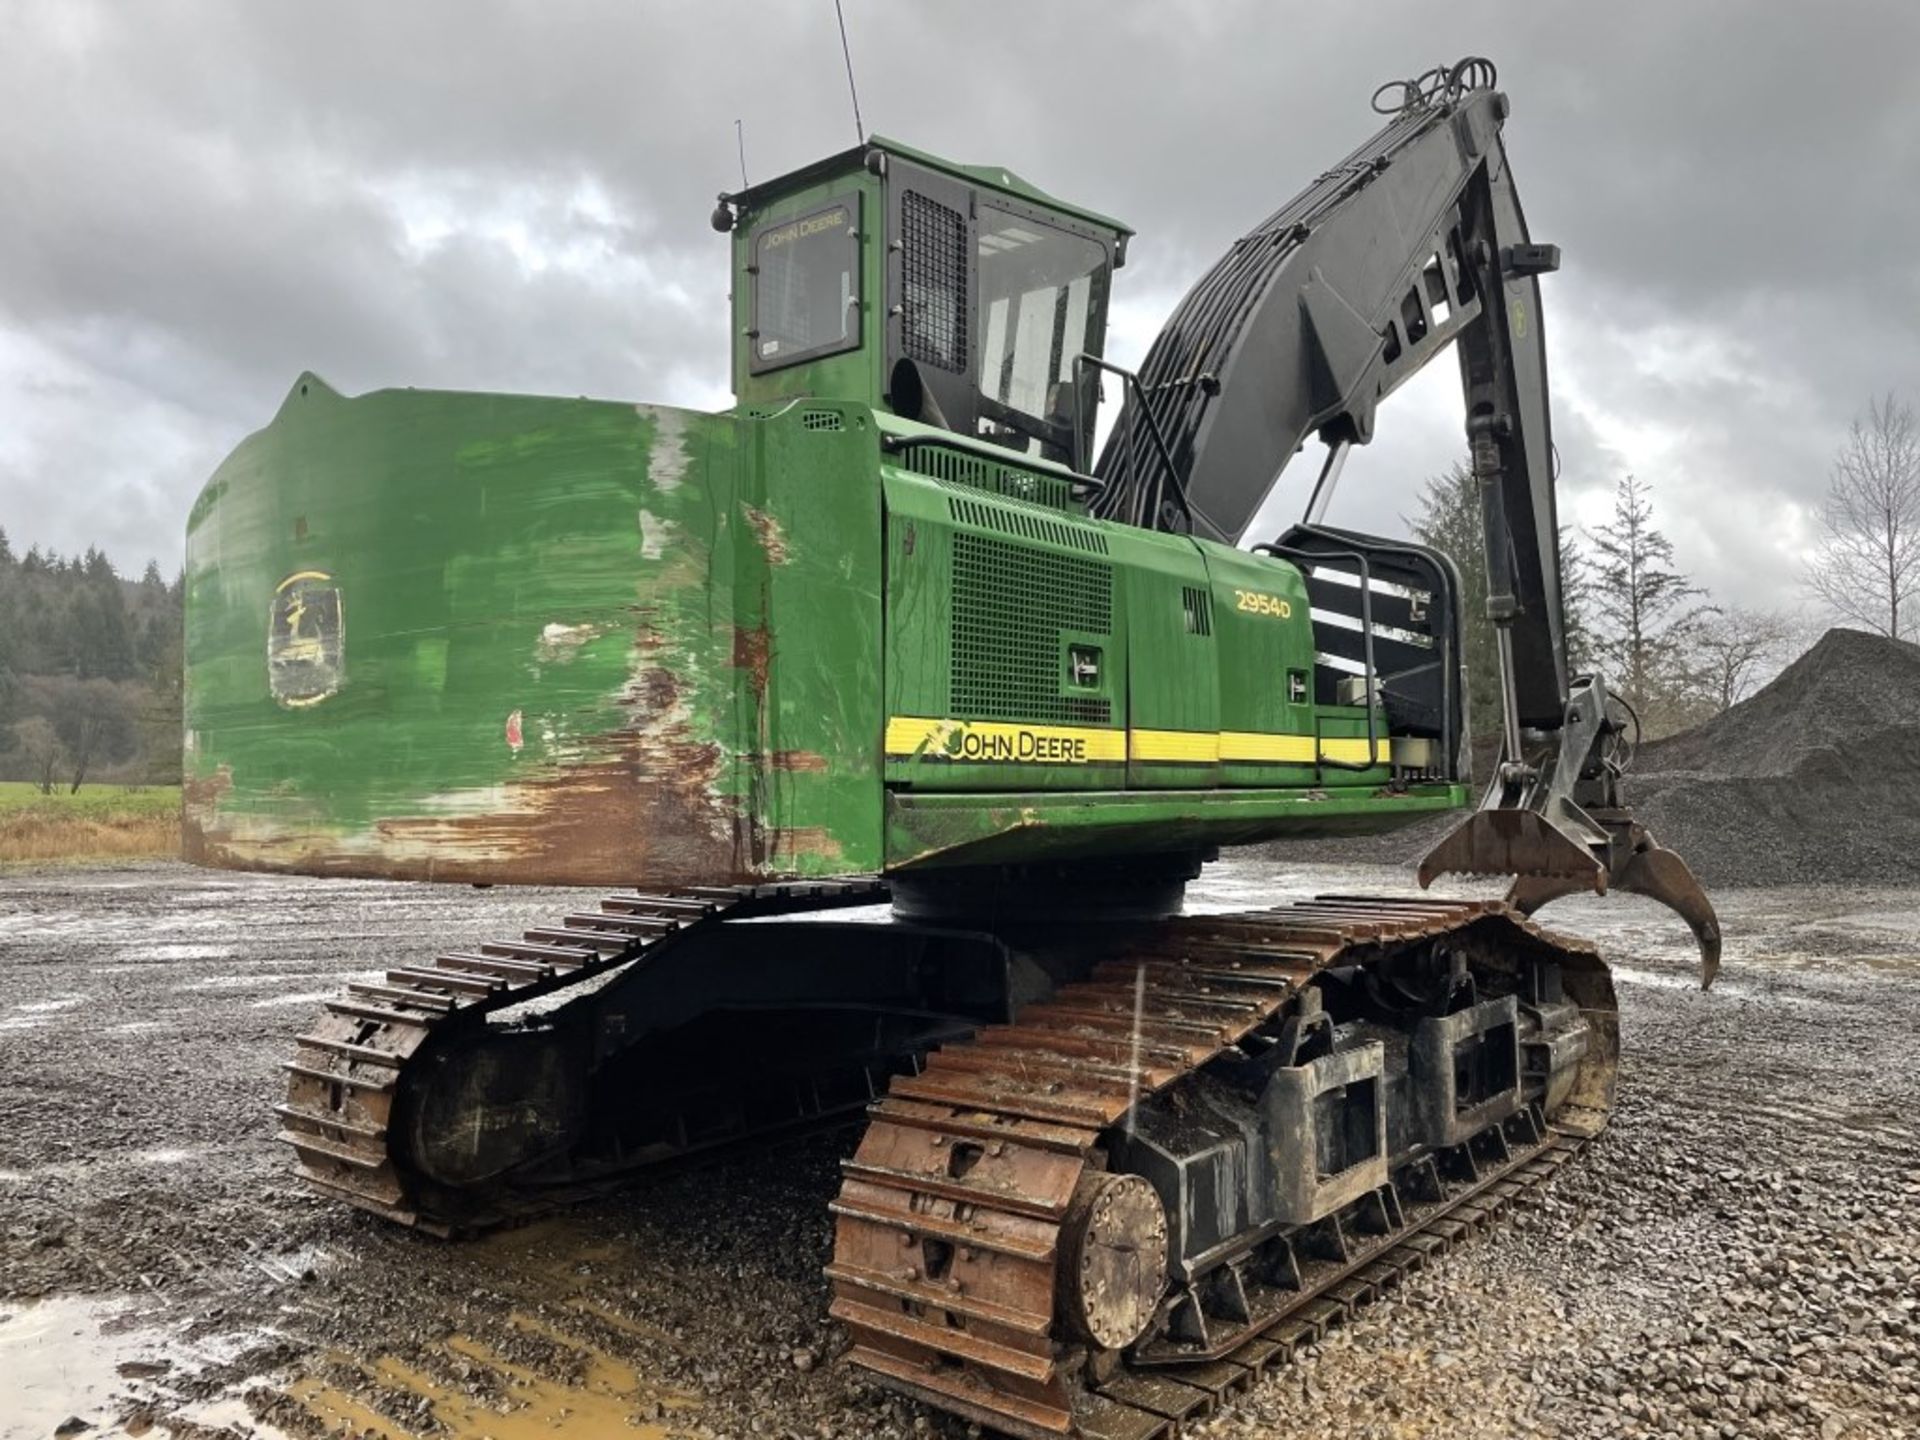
[
  {"xmin": 735, "ymin": 118, "xmax": 749, "ymax": 189},
  {"xmin": 833, "ymin": 0, "xmax": 865, "ymax": 144}
]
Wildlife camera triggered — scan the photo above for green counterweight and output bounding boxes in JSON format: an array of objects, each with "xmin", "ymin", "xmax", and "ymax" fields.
[{"xmin": 183, "ymin": 379, "xmax": 1461, "ymax": 885}]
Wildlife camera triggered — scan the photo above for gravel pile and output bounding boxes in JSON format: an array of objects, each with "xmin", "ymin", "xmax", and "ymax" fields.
[
  {"xmin": 1628, "ymin": 628, "xmax": 1920, "ymax": 886},
  {"xmin": 1257, "ymin": 628, "xmax": 1920, "ymax": 888}
]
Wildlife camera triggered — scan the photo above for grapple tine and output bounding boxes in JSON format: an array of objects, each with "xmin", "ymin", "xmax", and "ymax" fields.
[
  {"xmin": 1504, "ymin": 871, "xmax": 1598, "ymax": 914},
  {"xmin": 1502, "ymin": 829, "xmax": 1723, "ymax": 992},
  {"xmin": 1615, "ymin": 839, "xmax": 1722, "ymax": 991},
  {"xmin": 1415, "ymin": 809, "xmax": 1608, "ymax": 891}
]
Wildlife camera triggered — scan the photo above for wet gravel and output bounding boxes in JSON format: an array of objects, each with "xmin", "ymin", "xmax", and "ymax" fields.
[
  {"xmin": 1194, "ymin": 886, "xmax": 1920, "ymax": 1440},
  {"xmin": 1, "ymin": 860, "xmax": 1916, "ymax": 1439}
]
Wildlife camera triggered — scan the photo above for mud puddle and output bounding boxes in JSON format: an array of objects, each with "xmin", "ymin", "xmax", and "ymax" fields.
[
  {"xmin": 0, "ymin": 1295, "xmax": 167, "ymax": 1440},
  {"xmin": 280, "ymin": 1312, "xmax": 694, "ymax": 1440}
]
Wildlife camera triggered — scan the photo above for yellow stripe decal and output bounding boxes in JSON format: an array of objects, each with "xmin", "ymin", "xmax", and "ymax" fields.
[
  {"xmin": 887, "ymin": 718, "xmax": 1389, "ymax": 767},
  {"xmin": 1217, "ymin": 730, "xmax": 1316, "ymax": 764},
  {"xmin": 1129, "ymin": 728, "xmax": 1221, "ymax": 763}
]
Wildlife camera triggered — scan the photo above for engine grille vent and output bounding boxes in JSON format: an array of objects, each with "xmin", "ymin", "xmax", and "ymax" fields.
[
  {"xmin": 800, "ymin": 409, "xmax": 844, "ymax": 431},
  {"xmin": 902, "ymin": 443, "xmax": 1075, "ymax": 513},
  {"xmin": 947, "ymin": 495, "xmax": 1106, "ymax": 556},
  {"xmin": 901, "ymin": 191, "xmax": 968, "ymax": 373},
  {"xmin": 951, "ymin": 532, "xmax": 1112, "ymax": 725}
]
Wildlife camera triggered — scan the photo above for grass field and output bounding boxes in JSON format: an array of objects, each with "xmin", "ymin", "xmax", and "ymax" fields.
[{"xmin": 0, "ymin": 782, "xmax": 181, "ymax": 862}]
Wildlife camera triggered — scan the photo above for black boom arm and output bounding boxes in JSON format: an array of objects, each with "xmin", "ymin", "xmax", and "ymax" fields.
[
  {"xmin": 1097, "ymin": 60, "xmax": 1722, "ymax": 984},
  {"xmin": 1095, "ymin": 59, "xmax": 1567, "ymax": 727}
]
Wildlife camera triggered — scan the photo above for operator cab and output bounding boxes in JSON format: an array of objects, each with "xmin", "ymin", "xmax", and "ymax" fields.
[{"xmin": 714, "ymin": 137, "xmax": 1131, "ymax": 470}]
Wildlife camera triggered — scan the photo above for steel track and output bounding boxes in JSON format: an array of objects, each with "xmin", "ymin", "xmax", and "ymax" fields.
[
  {"xmin": 828, "ymin": 895, "xmax": 1609, "ymax": 1439},
  {"xmin": 277, "ymin": 878, "xmax": 891, "ymax": 1231},
  {"xmin": 281, "ymin": 882, "xmax": 1608, "ymax": 1439}
]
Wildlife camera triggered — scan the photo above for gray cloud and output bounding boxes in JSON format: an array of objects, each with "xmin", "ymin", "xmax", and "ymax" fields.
[{"xmin": 2, "ymin": 0, "xmax": 1915, "ymax": 620}]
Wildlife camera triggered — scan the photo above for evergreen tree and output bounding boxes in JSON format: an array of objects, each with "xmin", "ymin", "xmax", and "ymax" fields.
[
  {"xmin": 0, "ymin": 539, "xmax": 183, "ymax": 779},
  {"xmin": 76, "ymin": 554, "xmax": 136, "ymax": 680},
  {"xmin": 1409, "ymin": 461, "xmax": 1500, "ymax": 748},
  {"xmin": 0, "ymin": 563, "xmax": 15, "ymax": 753},
  {"xmin": 1558, "ymin": 525, "xmax": 1596, "ymax": 674},
  {"xmin": 1409, "ymin": 461, "xmax": 1601, "ymax": 747},
  {"xmin": 140, "ymin": 598, "xmax": 185, "ymax": 784},
  {"xmin": 1586, "ymin": 475, "xmax": 1711, "ymax": 734}
]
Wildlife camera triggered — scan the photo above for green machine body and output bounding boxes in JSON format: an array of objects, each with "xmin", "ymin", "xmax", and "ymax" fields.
[{"xmin": 183, "ymin": 138, "xmax": 1468, "ymax": 887}]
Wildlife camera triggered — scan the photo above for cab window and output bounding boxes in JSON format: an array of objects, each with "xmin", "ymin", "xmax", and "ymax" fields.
[
  {"xmin": 976, "ymin": 205, "xmax": 1109, "ymax": 462},
  {"xmin": 751, "ymin": 199, "xmax": 861, "ymax": 372}
]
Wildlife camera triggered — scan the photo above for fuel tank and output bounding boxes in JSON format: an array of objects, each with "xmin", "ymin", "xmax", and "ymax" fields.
[{"xmin": 183, "ymin": 376, "xmax": 886, "ymax": 885}]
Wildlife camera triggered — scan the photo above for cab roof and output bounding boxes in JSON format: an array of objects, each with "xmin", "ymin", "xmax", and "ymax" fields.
[{"xmin": 724, "ymin": 133, "xmax": 1133, "ymax": 250}]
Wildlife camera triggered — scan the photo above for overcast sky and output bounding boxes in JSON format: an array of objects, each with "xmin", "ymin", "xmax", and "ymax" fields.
[{"xmin": 3, "ymin": 1, "xmax": 1917, "ymax": 616}]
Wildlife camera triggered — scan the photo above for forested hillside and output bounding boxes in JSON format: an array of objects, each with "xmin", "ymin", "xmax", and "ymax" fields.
[{"xmin": 0, "ymin": 527, "xmax": 183, "ymax": 788}]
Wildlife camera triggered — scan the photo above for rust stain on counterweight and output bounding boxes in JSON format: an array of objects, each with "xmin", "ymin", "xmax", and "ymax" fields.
[{"xmin": 187, "ymin": 637, "xmax": 763, "ymax": 886}]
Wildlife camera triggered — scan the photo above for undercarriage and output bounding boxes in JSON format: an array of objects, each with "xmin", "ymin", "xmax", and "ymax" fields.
[{"xmin": 281, "ymin": 863, "xmax": 1614, "ymax": 1438}]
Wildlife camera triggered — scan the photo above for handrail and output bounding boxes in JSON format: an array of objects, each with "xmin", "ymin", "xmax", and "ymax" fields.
[{"xmin": 1072, "ymin": 353, "xmax": 1190, "ymax": 531}]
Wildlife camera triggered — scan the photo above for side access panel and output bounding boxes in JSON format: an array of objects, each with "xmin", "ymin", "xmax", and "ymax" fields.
[
  {"xmin": 744, "ymin": 401, "xmax": 889, "ymax": 875},
  {"xmin": 881, "ymin": 463, "xmax": 1127, "ymax": 793},
  {"xmin": 1201, "ymin": 543, "xmax": 1392, "ymax": 786},
  {"xmin": 1108, "ymin": 529, "xmax": 1220, "ymax": 789}
]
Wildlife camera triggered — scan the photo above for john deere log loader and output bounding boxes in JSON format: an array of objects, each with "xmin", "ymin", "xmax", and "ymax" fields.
[{"xmin": 184, "ymin": 59, "xmax": 1720, "ymax": 1439}]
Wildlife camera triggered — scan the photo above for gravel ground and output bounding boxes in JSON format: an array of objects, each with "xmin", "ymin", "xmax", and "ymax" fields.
[{"xmin": 1, "ymin": 860, "xmax": 1915, "ymax": 1440}]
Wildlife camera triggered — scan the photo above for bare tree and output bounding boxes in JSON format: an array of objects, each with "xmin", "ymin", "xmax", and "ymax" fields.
[
  {"xmin": 1691, "ymin": 607, "xmax": 1796, "ymax": 713},
  {"xmin": 1806, "ymin": 393, "xmax": 1920, "ymax": 639},
  {"xmin": 15, "ymin": 716, "xmax": 63, "ymax": 796},
  {"xmin": 66, "ymin": 711, "xmax": 102, "ymax": 793}
]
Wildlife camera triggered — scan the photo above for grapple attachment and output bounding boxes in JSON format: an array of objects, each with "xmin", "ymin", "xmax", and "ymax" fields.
[
  {"xmin": 1503, "ymin": 821, "xmax": 1722, "ymax": 990},
  {"xmin": 1416, "ymin": 669, "xmax": 1721, "ymax": 990},
  {"xmin": 1419, "ymin": 802, "xmax": 1722, "ymax": 991},
  {"xmin": 1417, "ymin": 808, "xmax": 1606, "ymax": 890}
]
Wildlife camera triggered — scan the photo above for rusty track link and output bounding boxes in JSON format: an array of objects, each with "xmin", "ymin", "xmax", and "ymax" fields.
[
  {"xmin": 278, "ymin": 878, "xmax": 889, "ymax": 1229},
  {"xmin": 828, "ymin": 895, "xmax": 1605, "ymax": 1439}
]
